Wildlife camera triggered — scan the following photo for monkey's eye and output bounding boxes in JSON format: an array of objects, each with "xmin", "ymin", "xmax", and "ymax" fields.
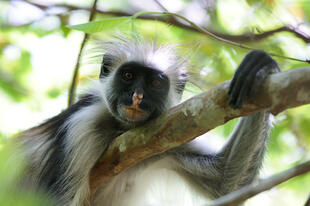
[
  {"xmin": 152, "ymin": 79, "xmax": 161, "ymax": 87},
  {"xmin": 123, "ymin": 72, "xmax": 133, "ymax": 80}
]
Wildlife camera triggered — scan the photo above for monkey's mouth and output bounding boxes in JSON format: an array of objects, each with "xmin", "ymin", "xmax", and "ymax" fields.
[{"xmin": 122, "ymin": 106, "xmax": 150, "ymax": 122}]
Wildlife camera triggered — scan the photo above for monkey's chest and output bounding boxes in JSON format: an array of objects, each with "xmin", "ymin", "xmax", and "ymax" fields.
[{"xmin": 93, "ymin": 156, "xmax": 211, "ymax": 206}]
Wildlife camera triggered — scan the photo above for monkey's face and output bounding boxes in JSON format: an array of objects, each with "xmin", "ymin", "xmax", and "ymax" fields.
[{"xmin": 108, "ymin": 62, "xmax": 170, "ymax": 125}]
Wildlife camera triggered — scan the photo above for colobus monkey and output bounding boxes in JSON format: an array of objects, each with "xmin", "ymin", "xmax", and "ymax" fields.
[{"xmin": 16, "ymin": 35, "xmax": 279, "ymax": 206}]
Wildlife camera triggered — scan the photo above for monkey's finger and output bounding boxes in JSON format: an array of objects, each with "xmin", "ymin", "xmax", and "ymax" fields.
[
  {"xmin": 228, "ymin": 51, "xmax": 265, "ymax": 107},
  {"xmin": 233, "ymin": 82, "xmax": 248, "ymax": 109},
  {"xmin": 228, "ymin": 51, "xmax": 255, "ymax": 95},
  {"xmin": 246, "ymin": 63, "xmax": 277, "ymax": 98},
  {"xmin": 229, "ymin": 60, "xmax": 256, "ymax": 105},
  {"xmin": 246, "ymin": 66, "xmax": 268, "ymax": 98},
  {"xmin": 234, "ymin": 56, "xmax": 271, "ymax": 108},
  {"xmin": 244, "ymin": 54, "xmax": 275, "ymax": 98}
]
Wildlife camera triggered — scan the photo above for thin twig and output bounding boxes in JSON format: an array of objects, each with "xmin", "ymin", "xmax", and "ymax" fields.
[
  {"xmin": 153, "ymin": 0, "xmax": 178, "ymax": 24},
  {"xmin": 67, "ymin": 0, "xmax": 98, "ymax": 106},
  {"xmin": 19, "ymin": 0, "xmax": 310, "ymax": 63},
  {"xmin": 133, "ymin": 11, "xmax": 309, "ymax": 64},
  {"xmin": 15, "ymin": 0, "xmax": 310, "ymax": 44},
  {"xmin": 208, "ymin": 160, "xmax": 310, "ymax": 206},
  {"xmin": 153, "ymin": 0, "xmax": 169, "ymax": 12}
]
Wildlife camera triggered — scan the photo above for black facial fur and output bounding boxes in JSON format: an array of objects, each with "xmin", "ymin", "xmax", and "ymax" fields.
[{"xmin": 107, "ymin": 61, "xmax": 170, "ymax": 124}]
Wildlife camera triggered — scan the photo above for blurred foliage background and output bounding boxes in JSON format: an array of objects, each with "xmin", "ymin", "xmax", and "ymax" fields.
[{"xmin": 0, "ymin": 0, "xmax": 310, "ymax": 205}]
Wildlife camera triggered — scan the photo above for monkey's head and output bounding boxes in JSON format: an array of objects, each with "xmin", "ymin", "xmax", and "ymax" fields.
[{"xmin": 97, "ymin": 35, "xmax": 188, "ymax": 126}]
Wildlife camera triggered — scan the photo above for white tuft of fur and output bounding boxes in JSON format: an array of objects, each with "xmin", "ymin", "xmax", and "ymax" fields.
[{"xmin": 90, "ymin": 34, "xmax": 188, "ymax": 107}]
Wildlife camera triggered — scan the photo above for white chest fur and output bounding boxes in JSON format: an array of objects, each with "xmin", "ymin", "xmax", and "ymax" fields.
[{"xmin": 94, "ymin": 156, "xmax": 211, "ymax": 206}]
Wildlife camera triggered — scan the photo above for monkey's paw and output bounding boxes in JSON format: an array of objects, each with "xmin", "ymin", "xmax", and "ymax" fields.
[{"xmin": 228, "ymin": 50, "xmax": 280, "ymax": 109}]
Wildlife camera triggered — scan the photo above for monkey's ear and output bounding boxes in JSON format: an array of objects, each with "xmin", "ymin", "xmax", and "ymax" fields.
[{"xmin": 99, "ymin": 54, "xmax": 113, "ymax": 78}]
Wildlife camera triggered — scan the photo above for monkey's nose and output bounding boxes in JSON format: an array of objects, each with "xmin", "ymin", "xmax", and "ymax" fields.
[
  {"xmin": 133, "ymin": 92, "xmax": 143, "ymax": 100},
  {"xmin": 132, "ymin": 92, "xmax": 143, "ymax": 105}
]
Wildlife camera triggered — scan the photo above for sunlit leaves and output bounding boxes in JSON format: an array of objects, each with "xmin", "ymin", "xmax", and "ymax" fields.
[
  {"xmin": 0, "ymin": 48, "xmax": 30, "ymax": 101},
  {"xmin": 68, "ymin": 17, "xmax": 133, "ymax": 33},
  {"xmin": 46, "ymin": 87, "xmax": 62, "ymax": 99},
  {"xmin": 301, "ymin": 1, "xmax": 310, "ymax": 21}
]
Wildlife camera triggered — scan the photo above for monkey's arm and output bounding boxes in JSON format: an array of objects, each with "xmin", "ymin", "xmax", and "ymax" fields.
[
  {"xmin": 215, "ymin": 50, "xmax": 280, "ymax": 194},
  {"xmin": 172, "ymin": 50, "xmax": 279, "ymax": 198},
  {"xmin": 172, "ymin": 112, "xmax": 271, "ymax": 197},
  {"xmin": 215, "ymin": 111, "xmax": 271, "ymax": 195}
]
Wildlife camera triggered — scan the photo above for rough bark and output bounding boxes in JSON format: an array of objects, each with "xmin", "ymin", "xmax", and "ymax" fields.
[{"xmin": 89, "ymin": 67, "xmax": 310, "ymax": 199}]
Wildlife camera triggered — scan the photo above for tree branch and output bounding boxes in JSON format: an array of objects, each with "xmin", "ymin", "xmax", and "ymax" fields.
[
  {"xmin": 207, "ymin": 160, "xmax": 310, "ymax": 206},
  {"xmin": 89, "ymin": 67, "xmax": 310, "ymax": 200},
  {"xmin": 20, "ymin": 0, "xmax": 310, "ymax": 44},
  {"xmin": 67, "ymin": 0, "xmax": 98, "ymax": 106}
]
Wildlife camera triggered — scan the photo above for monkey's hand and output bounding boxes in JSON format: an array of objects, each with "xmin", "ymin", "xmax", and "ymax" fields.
[{"xmin": 228, "ymin": 50, "xmax": 280, "ymax": 109}]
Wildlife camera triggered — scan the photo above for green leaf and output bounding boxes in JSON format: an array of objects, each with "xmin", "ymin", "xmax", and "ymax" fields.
[
  {"xmin": 46, "ymin": 87, "xmax": 62, "ymax": 99},
  {"xmin": 61, "ymin": 24, "xmax": 71, "ymax": 38},
  {"xmin": 300, "ymin": 1, "xmax": 310, "ymax": 21},
  {"xmin": 0, "ymin": 69, "xmax": 28, "ymax": 102},
  {"xmin": 68, "ymin": 17, "xmax": 133, "ymax": 33}
]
